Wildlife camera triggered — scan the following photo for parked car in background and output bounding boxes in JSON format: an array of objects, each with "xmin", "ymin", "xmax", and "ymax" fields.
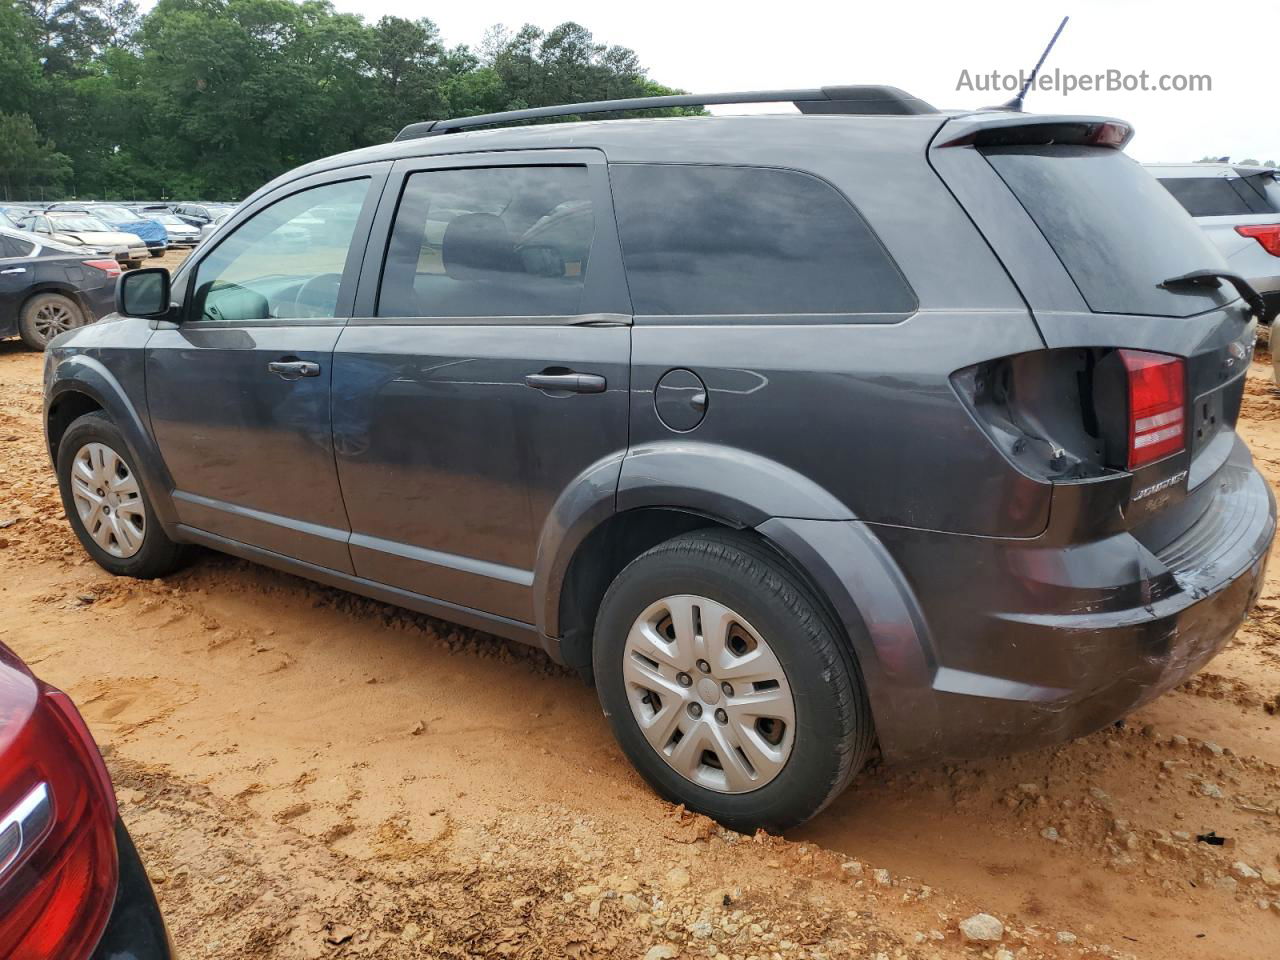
[
  {"xmin": 197, "ymin": 211, "xmax": 232, "ymax": 244},
  {"xmin": 0, "ymin": 226, "xmax": 119, "ymax": 348},
  {"xmin": 1148, "ymin": 163, "xmax": 1280, "ymax": 322},
  {"xmin": 49, "ymin": 204, "xmax": 169, "ymax": 259},
  {"xmin": 150, "ymin": 213, "xmax": 201, "ymax": 248},
  {"xmin": 16, "ymin": 212, "xmax": 148, "ymax": 268},
  {"xmin": 0, "ymin": 641, "xmax": 173, "ymax": 958},
  {"xmin": 173, "ymin": 202, "xmax": 235, "ymax": 228},
  {"xmin": 43, "ymin": 88, "xmax": 1276, "ymax": 831}
]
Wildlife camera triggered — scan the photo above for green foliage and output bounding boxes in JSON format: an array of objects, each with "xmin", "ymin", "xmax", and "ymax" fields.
[
  {"xmin": 0, "ymin": 0, "xmax": 696, "ymax": 200},
  {"xmin": 0, "ymin": 112, "xmax": 72, "ymax": 199}
]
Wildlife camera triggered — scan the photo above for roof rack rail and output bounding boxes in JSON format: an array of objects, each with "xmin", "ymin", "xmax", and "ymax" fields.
[{"xmin": 393, "ymin": 85, "xmax": 937, "ymax": 142}]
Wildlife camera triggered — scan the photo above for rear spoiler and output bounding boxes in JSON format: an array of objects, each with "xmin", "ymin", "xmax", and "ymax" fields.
[{"xmin": 935, "ymin": 115, "xmax": 1134, "ymax": 150}]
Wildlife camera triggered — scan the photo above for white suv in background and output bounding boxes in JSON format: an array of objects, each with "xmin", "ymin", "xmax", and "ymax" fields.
[{"xmin": 1147, "ymin": 163, "xmax": 1280, "ymax": 323}]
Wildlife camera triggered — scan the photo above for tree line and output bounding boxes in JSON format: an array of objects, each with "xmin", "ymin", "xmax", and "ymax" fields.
[{"xmin": 0, "ymin": 0, "xmax": 697, "ymax": 201}]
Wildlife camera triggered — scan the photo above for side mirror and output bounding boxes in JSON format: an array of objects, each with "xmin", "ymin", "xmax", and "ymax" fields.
[{"xmin": 117, "ymin": 267, "xmax": 171, "ymax": 318}]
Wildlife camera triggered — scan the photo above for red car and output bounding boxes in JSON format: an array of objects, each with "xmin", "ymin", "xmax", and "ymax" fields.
[{"xmin": 0, "ymin": 642, "xmax": 172, "ymax": 959}]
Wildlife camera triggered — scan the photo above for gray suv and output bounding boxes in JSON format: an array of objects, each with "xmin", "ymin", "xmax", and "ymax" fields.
[{"xmin": 42, "ymin": 87, "xmax": 1277, "ymax": 830}]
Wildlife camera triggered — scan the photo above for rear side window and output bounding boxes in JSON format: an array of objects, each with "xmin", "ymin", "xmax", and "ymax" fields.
[
  {"xmin": 1240, "ymin": 172, "xmax": 1280, "ymax": 212},
  {"xmin": 985, "ymin": 147, "xmax": 1232, "ymax": 318},
  {"xmin": 1158, "ymin": 177, "xmax": 1271, "ymax": 217},
  {"xmin": 610, "ymin": 164, "xmax": 915, "ymax": 317},
  {"xmin": 378, "ymin": 166, "xmax": 594, "ymax": 319},
  {"xmin": 1, "ymin": 236, "xmax": 35, "ymax": 257}
]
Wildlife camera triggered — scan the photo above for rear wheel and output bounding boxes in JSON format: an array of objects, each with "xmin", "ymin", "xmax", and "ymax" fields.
[
  {"xmin": 125, "ymin": 259, "xmax": 141, "ymax": 270},
  {"xmin": 594, "ymin": 529, "xmax": 874, "ymax": 832},
  {"xmin": 148, "ymin": 249, "xmax": 164, "ymax": 258},
  {"xmin": 18, "ymin": 293, "xmax": 83, "ymax": 350},
  {"xmin": 56, "ymin": 412, "xmax": 187, "ymax": 578}
]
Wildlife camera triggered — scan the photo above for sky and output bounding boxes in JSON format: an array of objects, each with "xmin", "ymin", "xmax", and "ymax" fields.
[{"xmin": 322, "ymin": 0, "xmax": 1277, "ymax": 164}]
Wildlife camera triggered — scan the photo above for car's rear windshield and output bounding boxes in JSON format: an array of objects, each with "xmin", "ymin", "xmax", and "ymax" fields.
[
  {"xmin": 1158, "ymin": 173, "xmax": 1280, "ymax": 217},
  {"xmin": 983, "ymin": 145, "xmax": 1233, "ymax": 318}
]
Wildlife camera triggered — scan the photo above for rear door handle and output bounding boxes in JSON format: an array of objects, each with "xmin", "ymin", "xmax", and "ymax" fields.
[
  {"xmin": 267, "ymin": 359, "xmax": 321, "ymax": 380},
  {"xmin": 524, "ymin": 371, "xmax": 607, "ymax": 394}
]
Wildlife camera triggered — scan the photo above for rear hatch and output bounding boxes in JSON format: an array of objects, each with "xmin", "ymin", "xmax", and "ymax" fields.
[{"xmin": 929, "ymin": 115, "xmax": 1261, "ymax": 559}]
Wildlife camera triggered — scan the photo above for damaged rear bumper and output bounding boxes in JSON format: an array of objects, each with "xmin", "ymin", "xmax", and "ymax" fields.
[{"xmin": 853, "ymin": 439, "xmax": 1275, "ymax": 763}]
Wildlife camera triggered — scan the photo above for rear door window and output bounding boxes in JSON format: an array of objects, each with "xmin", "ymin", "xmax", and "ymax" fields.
[
  {"xmin": 378, "ymin": 165, "xmax": 594, "ymax": 319},
  {"xmin": 609, "ymin": 163, "xmax": 915, "ymax": 318},
  {"xmin": 0, "ymin": 236, "xmax": 35, "ymax": 258},
  {"xmin": 984, "ymin": 146, "xmax": 1233, "ymax": 317}
]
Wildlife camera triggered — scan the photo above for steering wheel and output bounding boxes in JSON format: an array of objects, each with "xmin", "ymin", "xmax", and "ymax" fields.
[{"xmin": 293, "ymin": 273, "xmax": 343, "ymax": 318}]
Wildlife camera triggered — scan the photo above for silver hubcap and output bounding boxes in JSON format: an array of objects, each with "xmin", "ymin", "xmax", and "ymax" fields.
[
  {"xmin": 32, "ymin": 301, "xmax": 78, "ymax": 340},
  {"xmin": 623, "ymin": 595, "xmax": 796, "ymax": 794},
  {"xmin": 70, "ymin": 442, "xmax": 146, "ymax": 559}
]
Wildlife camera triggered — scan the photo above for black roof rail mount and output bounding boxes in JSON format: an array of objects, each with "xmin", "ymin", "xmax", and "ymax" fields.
[{"xmin": 393, "ymin": 85, "xmax": 937, "ymax": 142}]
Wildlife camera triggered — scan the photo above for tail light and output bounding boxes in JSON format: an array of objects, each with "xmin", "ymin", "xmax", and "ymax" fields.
[
  {"xmin": 1235, "ymin": 224, "xmax": 1280, "ymax": 257},
  {"xmin": 81, "ymin": 258, "xmax": 121, "ymax": 278},
  {"xmin": 0, "ymin": 650, "xmax": 118, "ymax": 960},
  {"xmin": 953, "ymin": 347, "xmax": 1188, "ymax": 480},
  {"xmin": 1120, "ymin": 349, "xmax": 1186, "ymax": 469}
]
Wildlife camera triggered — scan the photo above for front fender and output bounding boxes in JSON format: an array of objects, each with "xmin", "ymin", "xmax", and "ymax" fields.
[{"xmin": 45, "ymin": 353, "xmax": 179, "ymax": 529}]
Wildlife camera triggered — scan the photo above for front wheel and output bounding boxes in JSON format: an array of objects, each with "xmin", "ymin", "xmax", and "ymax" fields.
[
  {"xmin": 594, "ymin": 529, "xmax": 874, "ymax": 832},
  {"xmin": 56, "ymin": 412, "xmax": 187, "ymax": 578}
]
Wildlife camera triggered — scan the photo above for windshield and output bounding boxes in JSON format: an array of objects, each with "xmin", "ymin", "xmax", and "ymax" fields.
[
  {"xmin": 90, "ymin": 205, "xmax": 140, "ymax": 221},
  {"xmin": 50, "ymin": 216, "xmax": 113, "ymax": 232}
]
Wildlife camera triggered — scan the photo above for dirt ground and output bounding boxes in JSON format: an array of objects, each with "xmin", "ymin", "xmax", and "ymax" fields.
[{"xmin": 2, "ymin": 319, "xmax": 1280, "ymax": 960}]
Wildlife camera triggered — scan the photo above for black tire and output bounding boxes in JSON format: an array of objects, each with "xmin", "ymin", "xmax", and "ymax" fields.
[
  {"xmin": 125, "ymin": 260, "xmax": 141, "ymax": 270},
  {"xmin": 594, "ymin": 529, "xmax": 874, "ymax": 832},
  {"xmin": 18, "ymin": 293, "xmax": 84, "ymax": 350},
  {"xmin": 55, "ymin": 411, "xmax": 187, "ymax": 578},
  {"xmin": 148, "ymin": 249, "xmax": 164, "ymax": 258}
]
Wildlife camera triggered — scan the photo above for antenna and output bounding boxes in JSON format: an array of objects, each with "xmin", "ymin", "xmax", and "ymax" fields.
[{"xmin": 1003, "ymin": 16, "xmax": 1070, "ymax": 112}]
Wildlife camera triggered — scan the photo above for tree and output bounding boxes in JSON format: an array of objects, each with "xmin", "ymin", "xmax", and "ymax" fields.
[
  {"xmin": 0, "ymin": 111, "xmax": 72, "ymax": 199},
  {"xmin": 0, "ymin": 3, "xmax": 42, "ymax": 117},
  {"xmin": 0, "ymin": 3, "xmax": 697, "ymax": 198}
]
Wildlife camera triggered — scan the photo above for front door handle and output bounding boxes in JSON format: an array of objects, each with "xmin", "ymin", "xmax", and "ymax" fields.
[
  {"xmin": 267, "ymin": 359, "xmax": 321, "ymax": 380},
  {"xmin": 524, "ymin": 371, "xmax": 607, "ymax": 394},
  {"xmin": 0, "ymin": 268, "xmax": 26, "ymax": 275}
]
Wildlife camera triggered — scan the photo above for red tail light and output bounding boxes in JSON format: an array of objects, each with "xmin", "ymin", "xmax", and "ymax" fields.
[
  {"xmin": 0, "ymin": 649, "xmax": 117, "ymax": 960},
  {"xmin": 1120, "ymin": 349, "xmax": 1186, "ymax": 469},
  {"xmin": 1235, "ymin": 224, "xmax": 1280, "ymax": 257},
  {"xmin": 81, "ymin": 258, "xmax": 122, "ymax": 278}
]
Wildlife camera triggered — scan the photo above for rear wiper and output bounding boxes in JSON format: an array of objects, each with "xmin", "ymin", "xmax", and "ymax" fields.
[{"xmin": 1158, "ymin": 269, "xmax": 1270, "ymax": 321}]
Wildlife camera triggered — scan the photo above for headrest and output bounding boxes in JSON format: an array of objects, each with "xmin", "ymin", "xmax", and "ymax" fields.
[{"xmin": 441, "ymin": 213, "xmax": 519, "ymax": 283}]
